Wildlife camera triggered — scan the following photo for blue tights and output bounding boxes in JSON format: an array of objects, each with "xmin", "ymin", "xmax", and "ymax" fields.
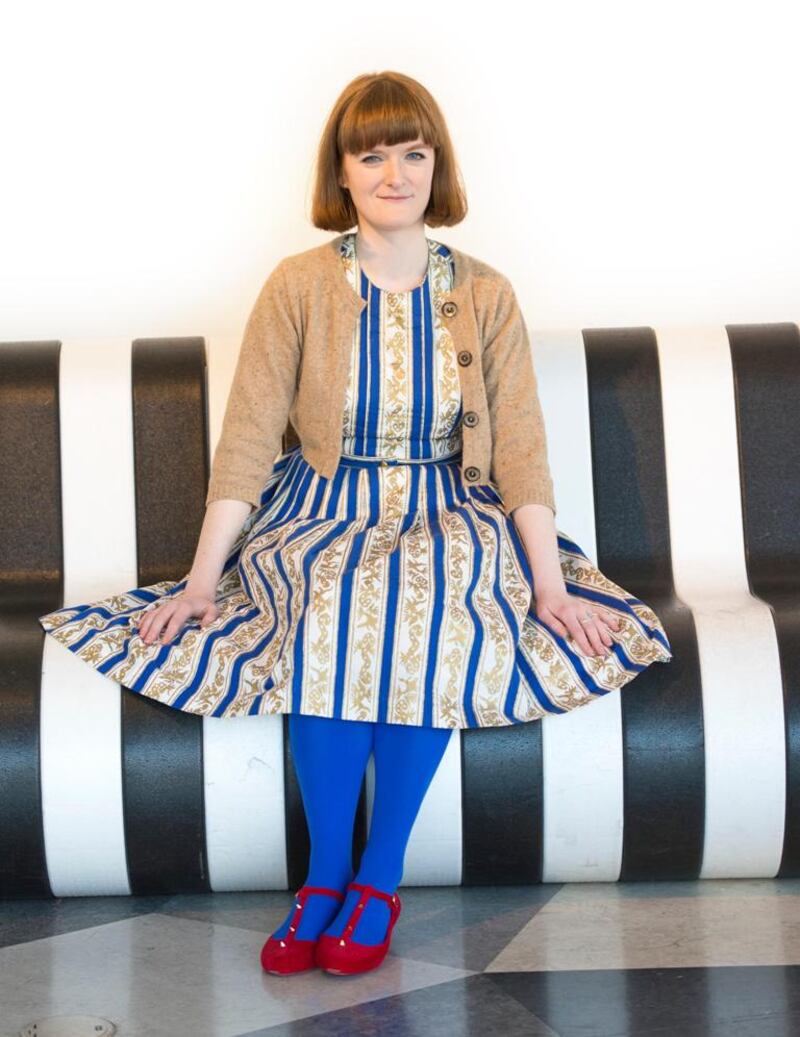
[{"xmin": 269, "ymin": 712, "xmax": 453, "ymax": 946}]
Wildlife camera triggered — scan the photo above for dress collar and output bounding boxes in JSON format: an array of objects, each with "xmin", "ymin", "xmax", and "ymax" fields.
[
  {"xmin": 323, "ymin": 232, "xmax": 469, "ymax": 312},
  {"xmin": 338, "ymin": 231, "xmax": 453, "ymax": 296}
]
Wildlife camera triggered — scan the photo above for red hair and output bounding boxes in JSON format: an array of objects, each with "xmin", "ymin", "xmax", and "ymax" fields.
[{"xmin": 310, "ymin": 71, "xmax": 468, "ymax": 232}]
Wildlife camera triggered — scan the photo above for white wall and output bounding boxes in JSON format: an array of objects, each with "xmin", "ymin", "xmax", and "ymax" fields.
[{"xmin": 2, "ymin": 0, "xmax": 797, "ymax": 343}]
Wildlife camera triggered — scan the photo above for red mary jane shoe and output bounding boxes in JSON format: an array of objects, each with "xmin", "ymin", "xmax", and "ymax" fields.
[
  {"xmin": 260, "ymin": 884, "xmax": 345, "ymax": 975},
  {"xmin": 314, "ymin": 880, "xmax": 402, "ymax": 975}
]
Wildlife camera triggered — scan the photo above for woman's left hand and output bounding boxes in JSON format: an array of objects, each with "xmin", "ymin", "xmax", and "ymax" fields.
[{"xmin": 533, "ymin": 586, "xmax": 621, "ymax": 659}]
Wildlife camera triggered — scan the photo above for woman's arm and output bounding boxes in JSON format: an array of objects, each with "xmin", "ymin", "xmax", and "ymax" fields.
[
  {"xmin": 511, "ymin": 502, "xmax": 563, "ymax": 593},
  {"xmin": 184, "ymin": 498, "xmax": 254, "ymax": 597}
]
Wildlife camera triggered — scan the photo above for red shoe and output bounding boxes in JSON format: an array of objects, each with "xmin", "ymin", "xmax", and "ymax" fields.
[
  {"xmin": 314, "ymin": 881, "xmax": 402, "ymax": 975},
  {"xmin": 260, "ymin": 884, "xmax": 345, "ymax": 975}
]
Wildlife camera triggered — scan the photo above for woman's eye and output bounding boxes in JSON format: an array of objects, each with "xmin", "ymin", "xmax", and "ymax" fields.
[{"xmin": 361, "ymin": 151, "xmax": 426, "ymax": 163}]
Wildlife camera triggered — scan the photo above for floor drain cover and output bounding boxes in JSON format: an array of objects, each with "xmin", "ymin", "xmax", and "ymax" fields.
[{"xmin": 18, "ymin": 1018, "xmax": 117, "ymax": 1036}]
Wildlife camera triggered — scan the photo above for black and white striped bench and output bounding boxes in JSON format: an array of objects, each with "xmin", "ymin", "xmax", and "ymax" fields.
[{"xmin": 1, "ymin": 320, "xmax": 797, "ymax": 898}]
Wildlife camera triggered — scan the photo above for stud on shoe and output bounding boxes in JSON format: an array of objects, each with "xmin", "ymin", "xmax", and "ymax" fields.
[
  {"xmin": 314, "ymin": 881, "xmax": 402, "ymax": 976},
  {"xmin": 260, "ymin": 884, "xmax": 345, "ymax": 975}
]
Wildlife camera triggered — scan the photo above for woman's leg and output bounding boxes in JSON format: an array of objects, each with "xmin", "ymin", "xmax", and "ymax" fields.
[
  {"xmin": 270, "ymin": 711, "xmax": 373, "ymax": 941},
  {"xmin": 322, "ymin": 720, "xmax": 453, "ymax": 945}
]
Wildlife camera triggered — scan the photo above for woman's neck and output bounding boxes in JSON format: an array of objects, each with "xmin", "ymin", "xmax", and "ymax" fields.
[{"xmin": 352, "ymin": 225, "xmax": 430, "ymax": 292}]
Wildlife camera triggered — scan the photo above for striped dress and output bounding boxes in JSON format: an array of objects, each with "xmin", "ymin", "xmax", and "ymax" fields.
[{"xmin": 37, "ymin": 231, "xmax": 673, "ymax": 727}]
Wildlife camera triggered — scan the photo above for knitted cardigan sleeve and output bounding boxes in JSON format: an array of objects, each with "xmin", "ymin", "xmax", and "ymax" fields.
[
  {"xmin": 482, "ymin": 277, "xmax": 556, "ymax": 516},
  {"xmin": 205, "ymin": 259, "xmax": 300, "ymax": 509}
]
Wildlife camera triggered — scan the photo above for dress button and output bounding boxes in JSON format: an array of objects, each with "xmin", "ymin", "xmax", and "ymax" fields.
[
  {"xmin": 462, "ymin": 410, "xmax": 479, "ymax": 427},
  {"xmin": 457, "ymin": 350, "xmax": 472, "ymax": 366},
  {"xmin": 464, "ymin": 466, "xmax": 481, "ymax": 481},
  {"xmin": 442, "ymin": 300, "xmax": 458, "ymax": 317}
]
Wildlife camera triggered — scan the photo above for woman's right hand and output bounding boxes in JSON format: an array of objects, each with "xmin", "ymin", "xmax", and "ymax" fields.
[{"xmin": 135, "ymin": 591, "xmax": 220, "ymax": 645}]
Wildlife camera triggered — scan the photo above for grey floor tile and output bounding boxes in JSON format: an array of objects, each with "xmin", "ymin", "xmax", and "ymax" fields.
[
  {"xmin": 488, "ymin": 964, "xmax": 800, "ymax": 1037},
  {"xmin": 0, "ymin": 912, "xmax": 473, "ymax": 1037},
  {"xmin": 242, "ymin": 974, "xmax": 559, "ymax": 1036}
]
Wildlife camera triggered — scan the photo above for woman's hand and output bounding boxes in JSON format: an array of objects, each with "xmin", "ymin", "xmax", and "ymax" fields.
[
  {"xmin": 135, "ymin": 591, "xmax": 220, "ymax": 646},
  {"xmin": 533, "ymin": 586, "xmax": 621, "ymax": 659}
]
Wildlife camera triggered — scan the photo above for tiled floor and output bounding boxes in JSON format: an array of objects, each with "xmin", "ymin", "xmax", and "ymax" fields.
[{"xmin": 4, "ymin": 880, "xmax": 800, "ymax": 1036}]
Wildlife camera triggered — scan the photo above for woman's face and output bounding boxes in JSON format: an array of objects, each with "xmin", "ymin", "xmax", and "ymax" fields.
[{"xmin": 339, "ymin": 138, "xmax": 435, "ymax": 232}]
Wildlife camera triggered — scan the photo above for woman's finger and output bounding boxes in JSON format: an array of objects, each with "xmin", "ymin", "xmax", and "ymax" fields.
[
  {"xmin": 537, "ymin": 604, "xmax": 612, "ymax": 658},
  {"xmin": 584, "ymin": 616, "xmax": 611, "ymax": 657},
  {"xmin": 571, "ymin": 611, "xmax": 611, "ymax": 657},
  {"xmin": 542, "ymin": 604, "xmax": 595, "ymax": 656},
  {"xmin": 140, "ymin": 602, "xmax": 179, "ymax": 643},
  {"xmin": 568, "ymin": 617, "xmax": 599, "ymax": 657},
  {"xmin": 597, "ymin": 610, "xmax": 621, "ymax": 638},
  {"xmin": 536, "ymin": 606, "xmax": 569, "ymax": 640},
  {"xmin": 158, "ymin": 598, "xmax": 201, "ymax": 644},
  {"xmin": 161, "ymin": 610, "xmax": 193, "ymax": 643},
  {"xmin": 137, "ymin": 611, "xmax": 156, "ymax": 639},
  {"xmin": 159, "ymin": 622, "xmax": 180, "ymax": 644},
  {"xmin": 594, "ymin": 615, "xmax": 614, "ymax": 648}
]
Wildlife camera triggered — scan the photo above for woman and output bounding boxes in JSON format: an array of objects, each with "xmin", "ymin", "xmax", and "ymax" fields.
[{"xmin": 39, "ymin": 71, "xmax": 672, "ymax": 977}]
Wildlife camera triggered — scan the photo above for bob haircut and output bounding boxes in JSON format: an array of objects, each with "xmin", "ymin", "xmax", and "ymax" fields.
[{"xmin": 310, "ymin": 71, "xmax": 468, "ymax": 232}]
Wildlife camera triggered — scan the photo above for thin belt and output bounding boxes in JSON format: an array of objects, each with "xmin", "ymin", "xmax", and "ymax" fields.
[{"xmin": 338, "ymin": 449, "xmax": 462, "ymax": 469}]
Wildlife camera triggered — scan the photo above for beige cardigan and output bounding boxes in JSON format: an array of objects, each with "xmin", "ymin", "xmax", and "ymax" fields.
[{"xmin": 206, "ymin": 233, "xmax": 556, "ymax": 517}]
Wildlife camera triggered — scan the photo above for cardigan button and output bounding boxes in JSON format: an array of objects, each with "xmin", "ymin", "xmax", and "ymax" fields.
[
  {"xmin": 442, "ymin": 300, "xmax": 458, "ymax": 317},
  {"xmin": 462, "ymin": 410, "xmax": 479, "ymax": 427},
  {"xmin": 457, "ymin": 350, "xmax": 472, "ymax": 366},
  {"xmin": 464, "ymin": 466, "xmax": 481, "ymax": 482}
]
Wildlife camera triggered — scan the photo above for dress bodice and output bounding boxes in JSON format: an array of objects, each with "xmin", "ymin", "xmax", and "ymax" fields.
[{"xmin": 338, "ymin": 231, "xmax": 463, "ymax": 462}]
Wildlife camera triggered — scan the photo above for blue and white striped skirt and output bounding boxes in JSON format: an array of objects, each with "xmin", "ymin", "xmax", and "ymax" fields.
[{"xmin": 38, "ymin": 445, "xmax": 673, "ymax": 727}]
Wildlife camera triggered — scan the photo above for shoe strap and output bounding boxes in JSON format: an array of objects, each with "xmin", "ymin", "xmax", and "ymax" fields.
[
  {"xmin": 338, "ymin": 881, "xmax": 401, "ymax": 943},
  {"xmin": 348, "ymin": 881, "xmax": 400, "ymax": 909},
  {"xmin": 295, "ymin": 884, "xmax": 346, "ymax": 903},
  {"xmin": 278, "ymin": 885, "xmax": 345, "ymax": 942}
]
